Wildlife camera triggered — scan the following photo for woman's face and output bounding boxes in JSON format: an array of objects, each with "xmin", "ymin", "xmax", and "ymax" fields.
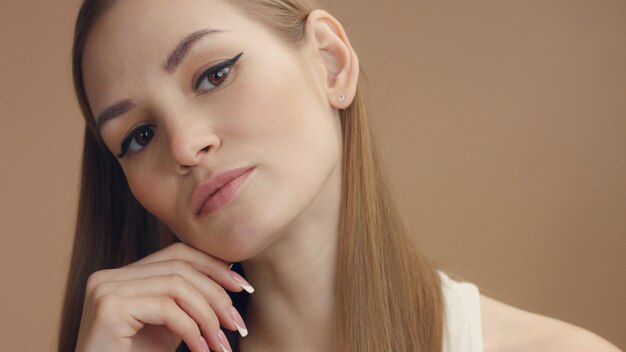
[{"xmin": 82, "ymin": 0, "xmax": 345, "ymax": 262}]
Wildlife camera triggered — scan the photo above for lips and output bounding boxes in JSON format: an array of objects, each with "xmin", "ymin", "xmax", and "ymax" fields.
[{"xmin": 191, "ymin": 166, "xmax": 255, "ymax": 216}]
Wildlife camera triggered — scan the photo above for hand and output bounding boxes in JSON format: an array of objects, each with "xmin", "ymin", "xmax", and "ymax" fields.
[{"xmin": 74, "ymin": 242, "xmax": 253, "ymax": 352}]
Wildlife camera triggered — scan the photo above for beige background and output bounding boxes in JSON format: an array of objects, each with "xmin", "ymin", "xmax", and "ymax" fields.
[{"xmin": 1, "ymin": 0, "xmax": 624, "ymax": 350}]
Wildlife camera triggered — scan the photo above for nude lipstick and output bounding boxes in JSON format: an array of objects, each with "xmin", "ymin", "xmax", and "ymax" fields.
[{"xmin": 192, "ymin": 166, "xmax": 255, "ymax": 217}]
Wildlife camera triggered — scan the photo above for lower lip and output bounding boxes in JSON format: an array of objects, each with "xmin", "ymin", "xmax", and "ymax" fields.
[{"xmin": 198, "ymin": 168, "xmax": 254, "ymax": 217}]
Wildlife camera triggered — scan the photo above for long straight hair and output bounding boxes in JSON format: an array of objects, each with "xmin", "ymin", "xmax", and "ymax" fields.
[{"xmin": 58, "ymin": 1, "xmax": 446, "ymax": 351}]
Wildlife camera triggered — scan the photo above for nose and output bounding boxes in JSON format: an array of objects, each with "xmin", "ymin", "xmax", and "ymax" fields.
[{"xmin": 167, "ymin": 121, "xmax": 221, "ymax": 175}]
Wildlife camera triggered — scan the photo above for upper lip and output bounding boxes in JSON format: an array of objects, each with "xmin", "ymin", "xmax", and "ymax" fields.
[{"xmin": 191, "ymin": 165, "xmax": 255, "ymax": 216}]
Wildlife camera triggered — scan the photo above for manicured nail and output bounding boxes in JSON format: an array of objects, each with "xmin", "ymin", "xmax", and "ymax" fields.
[
  {"xmin": 199, "ymin": 336, "xmax": 209, "ymax": 352},
  {"xmin": 230, "ymin": 306, "xmax": 248, "ymax": 337},
  {"xmin": 230, "ymin": 271, "xmax": 255, "ymax": 293},
  {"xmin": 217, "ymin": 329, "xmax": 233, "ymax": 352}
]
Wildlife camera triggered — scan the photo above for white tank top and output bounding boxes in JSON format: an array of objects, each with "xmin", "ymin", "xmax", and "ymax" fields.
[{"xmin": 438, "ymin": 270, "xmax": 484, "ymax": 352}]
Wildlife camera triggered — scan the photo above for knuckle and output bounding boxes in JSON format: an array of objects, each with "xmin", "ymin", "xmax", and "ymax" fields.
[
  {"xmin": 205, "ymin": 278, "xmax": 233, "ymax": 302},
  {"xmin": 168, "ymin": 242, "xmax": 189, "ymax": 256},
  {"xmin": 95, "ymin": 295, "xmax": 120, "ymax": 319},
  {"xmin": 157, "ymin": 297, "xmax": 176, "ymax": 311},
  {"xmin": 86, "ymin": 271, "xmax": 103, "ymax": 291},
  {"xmin": 86, "ymin": 269, "xmax": 113, "ymax": 293},
  {"xmin": 91, "ymin": 281, "xmax": 111, "ymax": 301},
  {"xmin": 214, "ymin": 290, "xmax": 233, "ymax": 308},
  {"xmin": 156, "ymin": 298, "xmax": 181, "ymax": 323},
  {"xmin": 164, "ymin": 275, "xmax": 196, "ymax": 299},
  {"xmin": 170, "ymin": 260, "xmax": 193, "ymax": 274},
  {"xmin": 166, "ymin": 274, "xmax": 187, "ymax": 288}
]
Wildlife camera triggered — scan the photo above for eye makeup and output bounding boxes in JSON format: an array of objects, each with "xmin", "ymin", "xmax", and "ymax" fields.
[
  {"xmin": 115, "ymin": 51, "xmax": 245, "ymax": 159},
  {"xmin": 193, "ymin": 51, "xmax": 243, "ymax": 92},
  {"xmin": 116, "ymin": 124, "xmax": 156, "ymax": 158}
]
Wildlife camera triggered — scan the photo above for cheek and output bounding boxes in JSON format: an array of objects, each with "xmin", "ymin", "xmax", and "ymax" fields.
[
  {"xmin": 224, "ymin": 57, "xmax": 341, "ymax": 201},
  {"xmin": 225, "ymin": 58, "xmax": 326, "ymax": 158},
  {"xmin": 125, "ymin": 171, "xmax": 177, "ymax": 223}
]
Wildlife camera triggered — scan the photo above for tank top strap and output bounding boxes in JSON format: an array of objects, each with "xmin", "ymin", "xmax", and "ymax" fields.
[{"xmin": 437, "ymin": 270, "xmax": 484, "ymax": 352}]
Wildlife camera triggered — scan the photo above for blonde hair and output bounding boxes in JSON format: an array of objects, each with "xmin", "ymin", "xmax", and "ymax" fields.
[{"xmin": 59, "ymin": 1, "xmax": 446, "ymax": 351}]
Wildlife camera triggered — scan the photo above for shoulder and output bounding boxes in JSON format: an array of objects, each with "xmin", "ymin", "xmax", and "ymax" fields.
[{"xmin": 479, "ymin": 293, "xmax": 622, "ymax": 352}]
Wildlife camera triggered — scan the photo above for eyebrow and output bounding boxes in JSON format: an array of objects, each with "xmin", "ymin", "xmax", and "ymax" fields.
[
  {"xmin": 162, "ymin": 28, "xmax": 227, "ymax": 74},
  {"xmin": 95, "ymin": 28, "xmax": 227, "ymax": 132}
]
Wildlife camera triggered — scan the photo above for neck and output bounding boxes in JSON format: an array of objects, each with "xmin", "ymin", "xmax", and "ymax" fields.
[{"xmin": 237, "ymin": 165, "xmax": 342, "ymax": 352}]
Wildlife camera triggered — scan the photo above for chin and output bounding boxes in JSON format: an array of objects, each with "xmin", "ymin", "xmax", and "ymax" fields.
[
  {"xmin": 206, "ymin": 213, "xmax": 292, "ymax": 263},
  {"xmin": 176, "ymin": 225, "xmax": 262, "ymax": 263},
  {"xmin": 223, "ymin": 230, "xmax": 274, "ymax": 263},
  {"xmin": 182, "ymin": 175, "xmax": 314, "ymax": 262}
]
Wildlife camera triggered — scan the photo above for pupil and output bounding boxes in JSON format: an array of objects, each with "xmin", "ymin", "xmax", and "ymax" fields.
[
  {"xmin": 210, "ymin": 67, "xmax": 229, "ymax": 85},
  {"xmin": 135, "ymin": 128, "xmax": 152, "ymax": 146}
]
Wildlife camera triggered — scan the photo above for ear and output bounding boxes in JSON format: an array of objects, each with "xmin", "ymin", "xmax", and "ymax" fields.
[{"xmin": 304, "ymin": 9, "xmax": 359, "ymax": 109}]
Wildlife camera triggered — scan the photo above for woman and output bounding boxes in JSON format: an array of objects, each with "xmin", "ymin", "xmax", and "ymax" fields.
[{"xmin": 58, "ymin": 1, "xmax": 622, "ymax": 351}]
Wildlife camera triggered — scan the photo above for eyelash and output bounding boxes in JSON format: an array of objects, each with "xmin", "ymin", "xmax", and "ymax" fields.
[
  {"xmin": 115, "ymin": 52, "xmax": 244, "ymax": 159},
  {"xmin": 116, "ymin": 124, "xmax": 155, "ymax": 159},
  {"xmin": 195, "ymin": 51, "xmax": 243, "ymax": 93}
]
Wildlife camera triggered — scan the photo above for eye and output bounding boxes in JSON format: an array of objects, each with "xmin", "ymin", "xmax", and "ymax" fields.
[
  {"xmin": 116, "ymin": 124, "xmax": 156, "ymax": 158},
  {"xmin": 194, "ymin": 52, "xmax": 243, "ymax": 94}
]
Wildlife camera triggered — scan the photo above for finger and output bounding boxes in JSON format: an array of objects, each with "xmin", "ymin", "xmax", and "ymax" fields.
[
  {"xmin": 90, "ymin": 260, "xmax": 243, "ymax": 333},
  {"xmin": 130, "ymin": 242, "xmax": 229, "ymax": 269},
  {"xmin": 96, "ymin": 274, "xmax": 238, "ymax": 338},
  {"xmin": 128, "ymin": 243, "xmax": 251, "ymax": 293},
  {"xmin": 113, "ymin": 295, "xmax": 214, "ymax": 352}
]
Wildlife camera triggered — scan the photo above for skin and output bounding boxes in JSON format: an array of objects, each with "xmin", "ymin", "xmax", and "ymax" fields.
[
  {"xmin": 479, "ymin": 294, "xmax": 623, "ymax": 352},
  {"xmin": 81, "ymin": 1, "xmax": 624, "ymax": 352},
  {"xmin": 82, "ymin": 0, "xmax": 358, "ymax": 351}
]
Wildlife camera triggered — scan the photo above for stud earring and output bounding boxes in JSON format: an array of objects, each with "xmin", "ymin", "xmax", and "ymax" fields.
[{"xmin": 338, "ymin": 95, "xmax": 345, "ymax": 103}]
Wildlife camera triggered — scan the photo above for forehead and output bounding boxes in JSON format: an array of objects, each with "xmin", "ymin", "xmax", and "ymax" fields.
[{"xmin": 81, "ymin": 0, "xmax": 267, "ymax": 115}]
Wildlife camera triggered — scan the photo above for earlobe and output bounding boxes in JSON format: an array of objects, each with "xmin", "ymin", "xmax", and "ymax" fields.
[{"xmin": 305, "ymin": 9, "xmax": 359, "ymax": 109}]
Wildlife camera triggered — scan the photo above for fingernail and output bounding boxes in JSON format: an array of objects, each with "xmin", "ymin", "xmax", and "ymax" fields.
[
  {"xmin": 218, "ymin": 329, "xmax": 233, "ymax": 352},
  {"xmin": 230, "ymin": 306, "xmax": 248, "ymax": 337},
  {"xmin": 199, "ymin": 336, "xmax": 210, "ymax": 352},
  {"xmin": 230, "ymin": 271, "xmax": 255, "ymax": 293}
]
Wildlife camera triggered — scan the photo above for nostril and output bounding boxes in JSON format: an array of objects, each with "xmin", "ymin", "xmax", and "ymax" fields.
[{"xmin": 200, "ymin": 146, "xmax": 209, "ymax": 153}]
